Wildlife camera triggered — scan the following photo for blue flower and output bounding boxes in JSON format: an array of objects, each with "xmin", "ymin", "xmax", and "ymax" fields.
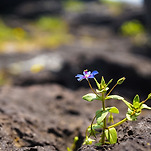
[{"xmin": 75, "ymin": 69, "xmax": 99, "ymax": 81}]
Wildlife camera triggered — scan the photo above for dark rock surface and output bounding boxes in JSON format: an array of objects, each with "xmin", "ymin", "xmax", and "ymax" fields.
[{"xmin": 0, "ymin": 0, "xmax": 62, "ymax": 18}]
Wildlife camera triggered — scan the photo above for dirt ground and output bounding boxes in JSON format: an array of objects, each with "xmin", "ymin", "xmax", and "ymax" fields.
[{"xmin": 0, "ymin": 82, "xmax": 150, "ymax": 151}]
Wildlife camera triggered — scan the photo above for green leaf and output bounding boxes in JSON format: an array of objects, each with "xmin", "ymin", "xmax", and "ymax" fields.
[
  {"xmin": 122, "ymin": 99, "xmax": 133, "ymax": 110},
  {"xmin": 82, "ymin": 93, "xmax": 102, "ymax": 102},
  {"xmin": 133, "ymin": 94, "xmax": 140, "ymax": 104},
  {"xmin": 88, "ymin": 123, "xmax": 103, "ymax": 132},
  {"xmin": 96, "ymin": 87, "xmax": 109, "ymax": 93},
  {"xmin": 94, "ymin": 78, "xmax": 100, "ymax": 90},
  {"xmin": 108, "ymin": 113, "xmax": 114, "ymax": 124},
  {"xmin": 106, "ymin": 79, "xmax": 113, "ymax": 87},
  {"xmin": 109, "ymin": 107, "xmax": 119, "ymax": 114},
  {"xmin": 126, "ymin": 112, "xmax": 137, "ymax": 121},
  {"xmin": 96, "ymin": 109, "xmax": 109, "ymax": 124},
  {"xmin": 83, "ymin": 137, "xmax": 95, "ymax": 145},
  {"xmin": 105, "ymin": 95, "xmax": 124, "ymax": 101},
  {"xmin": 126, "ymin": 113, "xmax": 134, "ymax": 121},
  {"xmin": 87, "ymin": 123, "xmax": 103, "ymax": 137},
  {"xmin": 133, "ymin": 95, "xmax": 140, "ymax": 108},
  {"xmin": 105, "ymin": 128, "xmax": 117, "ymax": 144},
  {"xmin": 100, "ymin": 76, "xmax": 106, "ymax": 89},
  {"xmin": 117, "ymin": 77, "xmax": 126, "ymax": 85},
  {"xmin": 126, "ymin": 108, "xmax": 141, "ymax": 121},
  {"xmin": 141, "ymin": 104, "xmax": 151, "ymax": 110}
]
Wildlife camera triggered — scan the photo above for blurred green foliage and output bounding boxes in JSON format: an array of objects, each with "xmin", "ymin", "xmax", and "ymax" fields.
[
  {"xmin": 63, "ymin": 0, "xmax": 84, "ymax": 12},
  {"xmin": 120, "ymin": 20, "xmax": 147, "ymax": 46},
  {"xmin": 0, "ymin": 20, "xmax": 27, "ymax": 42},
  {"xmin": 120, "ymin": 20, "xmax": 145, "ymax": 36},
  {"xmin": 0, "ymin": 17, "xmax": 72, "ymax": 53}
]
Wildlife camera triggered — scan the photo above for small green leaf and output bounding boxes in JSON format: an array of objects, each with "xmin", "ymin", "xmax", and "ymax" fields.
[
  {"xmin": 105, "ymin": 128, "xmax": 117, "ymax": 144},
  {"xmin": 88, "ymin": 123, "xmax": 103, "ymax": 137},
  {"xmin": 83, "ymin": 137, "xmax": 95, "ymax": 145},
  {"xmin": 96, "ymin": 109, "xmax": 109, "ymax": 124},
  {"xmin": 100, "ymin": 76, "xmax": 106, "ymax": 89},
  {"xmin": 105, "ymin": 95, "xmax": 124, "ymax": 101},
  {"xmin": 141, "ymin": 104, "xmax": 151, "ymax": 110},
  {"xmin": 126, "ymin": 112, "xmax": 137, "ymax": 121},
  {"xmin": 106, "ymin": 79, "xmax": 113, "ymax": 87},
  {"xmin": 126, "ymin": 108, "xmax": 141, "ymax": 121},
  {"xmin": 82, "ymin": 93, "xmax": 102, "ymax": 102},
  {"xmin": 96, "ymin": 87, "xmax": 109, "ymax": 93},
  {"xmin": 88, "ymin": 124, "xmax": 103, "ymax": 132},
  {"xmin": 122, "ymin": 99, "xmax": 133, "ymax": 110},
  {"xmin": 94, "ymin": 78, "xmax": 100, "ymax": 90},
  {"xmin": 133, "ymin": 94, "xmax": 140, "ymax": 104},
  {"xmin": 109, "ymin": 107, "xmax": 119, "ymax": 114},
  {"xmin": 108, "ymin": 113, "xmax": 114, "ymax": 124},
  {"xmin": 117, "ymin": 77, "xmax": 126, "ymax": 85},
  {"xmin": 126, "ymin": 113, "xmax": 134, "ymax": 121}
]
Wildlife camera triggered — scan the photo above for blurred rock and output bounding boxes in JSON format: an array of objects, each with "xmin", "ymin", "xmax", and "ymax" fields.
[{"xmin": 0, "ymin": 0, "xmax": 62, "ymax": 18}]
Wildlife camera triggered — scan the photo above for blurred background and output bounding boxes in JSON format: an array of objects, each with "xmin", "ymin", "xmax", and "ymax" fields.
[{"xmin": 0, "ymin": 0, "xmax": 151, "ymax": 101}]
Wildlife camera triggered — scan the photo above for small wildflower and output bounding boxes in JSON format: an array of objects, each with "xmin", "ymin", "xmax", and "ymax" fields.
[{"xmin": 75, "ymin": 69, "xmax": 98, "ymax": 81}]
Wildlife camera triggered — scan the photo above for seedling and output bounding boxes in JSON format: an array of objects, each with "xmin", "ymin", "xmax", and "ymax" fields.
[{"xmin": 75, "ymin": 69, "xmax": 151, "ymax": 146}]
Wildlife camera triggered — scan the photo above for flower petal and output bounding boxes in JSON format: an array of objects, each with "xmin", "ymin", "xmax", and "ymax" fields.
[
  {"xmin": 77, "ymin": 76, "xmax": 85, "ymax": 81},
  {"xmin": 92, "ymin": 70, "xmax": 99, "ymax": 76},
  {"xmin": 75, "ymin": 74, "xmax": 83, "ymax": 78},
  {"xmin": 88, "ymin": 75, "xmax": 95, "ymax": 78}
]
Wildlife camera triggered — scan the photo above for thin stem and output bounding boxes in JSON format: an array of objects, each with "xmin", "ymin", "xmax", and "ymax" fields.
[
  {"xmin": 108, "ymin": 118, "xmax": 127, "ymax": 129},
  {"xmin": 87, "ymin": 79, "xmax": 100, "ymax": 98},
  {"xmin": 106, "ymin": 83, "xmax": 118, "ymax": 97},
  {"xmin": 141, "ymin": 98, "xmax": 149, "ymax": 104},
  {"xmin": 101, "ymin": 93, "xmax": 106, "ymax": 145},
  {"xmin": 85, "ymin": 127, "xmax": 88, "ymax": 138}
]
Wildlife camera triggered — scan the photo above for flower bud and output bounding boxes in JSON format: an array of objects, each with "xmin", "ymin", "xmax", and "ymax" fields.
[
  {"xmin": 117, "ymin": 77, "xmax": 126, "ymax": 85},
  {"xmin": 147, "ymin": 93, "xmax": 151, "ymax": 99}
]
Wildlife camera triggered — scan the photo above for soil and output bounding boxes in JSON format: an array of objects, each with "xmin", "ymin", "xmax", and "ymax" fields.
[{"xmin": 0, "ymin": 83, "xmax": 150, "ymax": 151}]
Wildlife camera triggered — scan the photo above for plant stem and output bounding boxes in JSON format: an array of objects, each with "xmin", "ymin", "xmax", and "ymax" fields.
[
  {"xmin": 108, "ymin": 118, "xmax": 127, "ymax": 129},
  {"xmin": 87, "ymin": 79, "xmax": 100, "ymax": 98},
  {"xmin": 101, "ymin": 93, "xmax": 106, "ymax": 145},
  {"xmin": 106, "ymin": 83, "xmax": 118, "ymax": 97},
  {"xmin": 89, "ymin": 114, "xmax": 97, "ymax": 138},
  {"xmin": 141, "ymin": 98, "xmax": 149, "ymax": 104}
]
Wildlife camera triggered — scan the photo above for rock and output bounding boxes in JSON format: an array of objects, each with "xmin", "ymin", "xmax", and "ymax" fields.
[{"xmin": 0, "ymin": 0, "xmax": 62, "ymax": 18}]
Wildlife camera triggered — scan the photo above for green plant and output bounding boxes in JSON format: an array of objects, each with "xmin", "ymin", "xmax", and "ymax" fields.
[
  {"xmin": 67, "ymin": 136, "xmax": 79, "ymax": 151},
  {"xmin": 75, "ymin": 69, "xmax": 151, "ymax": 146}
]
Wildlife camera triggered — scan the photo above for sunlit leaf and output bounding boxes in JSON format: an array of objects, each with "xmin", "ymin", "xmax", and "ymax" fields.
[
  {"xmin": 141, "ymin": 104, "xmax": 151, "ymax": 110},
  {"xmin": 105, "ymin": 95, "xmax": 124, "ymax": 101},
  {"xmin": 109, "ymin": 107, "xmax": 119, "ymax": 114},
  {"xmin": 122, "ymin": 99, "xmax": 133, "ymax": 110},
  {"xmin": 82, "ymin": 93, "xmax": 102, "ymax": 102},
  {"xmin": 96, "ymin": 109, "xmax": 109, "ymax": 124},
  {"xmin": 106, "ymin": 79, "xmax": 113, "ymax": 87},
  {"xmin": 94, "ymin": 78, "xmax": 100, "ymax": 90},
  {"xmin": 105, "ymin": 128, "xmax": 117, "ymax": 144}
]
